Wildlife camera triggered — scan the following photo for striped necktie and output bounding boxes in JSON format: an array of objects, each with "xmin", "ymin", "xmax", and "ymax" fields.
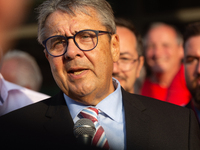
[{"xmin": 80, "ymin": 107, "xmax": 109, "ymax": 149}]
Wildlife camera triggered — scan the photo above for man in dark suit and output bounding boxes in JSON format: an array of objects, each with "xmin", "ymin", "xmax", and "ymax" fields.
[
  {"xmin": 184, "ymin": 22, "xmax": 200, "ymax": 125},
  {"xmin": 0, "ymin": 0, "xmax": 200, "ymax": 149}
]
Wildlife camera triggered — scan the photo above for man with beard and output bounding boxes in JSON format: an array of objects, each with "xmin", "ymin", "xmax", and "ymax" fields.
[
  {"xmin": 112, "ymin": 18, "xmax": 144, "ymax": 94},
  {"xmin": 184, "ymin": 22, "xmax": 200, "ymax": 124},
  {"xmin": 0, "ymin": 0, "xmax": 200, "ymax": 149}
]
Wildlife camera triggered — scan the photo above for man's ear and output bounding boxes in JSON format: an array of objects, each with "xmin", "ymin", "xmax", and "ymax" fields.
[
  {"xmin": 136, "ymin": 56, "xmax": 144, "ymax": 78},
  {"xmin": 179, "ymin": 45, "xmax": 184, "ymax": 60},
  {"xmin": 44, "ymin": 49, "xmax": 49, "ymax": 60},
  {"xmin": 110, "ymin": 34, "xmax": 120, "ymax": 62}
]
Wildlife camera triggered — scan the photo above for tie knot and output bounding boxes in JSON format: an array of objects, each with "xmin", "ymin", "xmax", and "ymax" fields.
[
  {"xmin": 80, "ymin": 107, "xmax": 99, "ymax": 122},
  {"xmin": 79, "ymin": 107, "xmax": 110, "ymax": 149}
]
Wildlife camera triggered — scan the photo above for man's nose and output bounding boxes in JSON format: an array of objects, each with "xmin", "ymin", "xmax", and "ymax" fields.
[
  {"xmin": 153, "ymin": 46, "xmax": 162, "ymax": 58},
  {"xmin": 197, "ymin": 59, "xmax": 200, "ymax": 74},
  {"xmin": 64, "ymin": 39, "xmax": 84, "ymax": 59},
  {"xmin": 113, "ymin": 62, "xmax": 121, "ymax": 73}
]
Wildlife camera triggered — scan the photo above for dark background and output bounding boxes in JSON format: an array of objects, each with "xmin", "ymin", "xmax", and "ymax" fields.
[{"xmin": 12, "ymin": 0, "xmax": 200, "ymax": 96}]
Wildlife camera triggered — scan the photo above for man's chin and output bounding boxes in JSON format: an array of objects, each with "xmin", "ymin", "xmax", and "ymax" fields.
[{"xmin": 152, "ymin": 66, "xmax": 165, "ymax": 73}]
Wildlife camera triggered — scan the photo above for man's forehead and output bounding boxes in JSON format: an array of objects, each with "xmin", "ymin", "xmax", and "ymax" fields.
[
  {"xmin": 44, "ymin": 9, "xmax": 102, "ymax": 36},
  {"xmin": 185, "ymin": 36, "xmax": 200, "ymax": 53},
  {"xmin": 148, "ymin": 25, "xmax": 177, "ymax": 39},
  {"xmin": 45, "ymin": 10, "xmax": 91, "ymax": 25},
  {"xmin": 185, "ymin": 48, "xmax": 200, "ymax": 57},
  {"xmin": 46, "ymin": 7, "xmax": 97, "ymax": 22}
]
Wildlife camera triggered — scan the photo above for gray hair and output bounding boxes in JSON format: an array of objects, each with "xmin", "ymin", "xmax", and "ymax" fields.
[
  {"xmin": 143, "ymin": 22, "xmax": 183, "ymax": 47},
  {"xmin": 0, "ymin": 50, "xmax": 43, "ymax": 91},
  {"xmin": 36, "ymin": 0, "xmax": 115, "ymax": 44}
]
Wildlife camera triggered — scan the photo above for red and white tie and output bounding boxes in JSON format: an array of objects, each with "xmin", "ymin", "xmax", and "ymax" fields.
[{"xmin": 80, "ymin": 107, "xmax": 110, "ymax": 149}]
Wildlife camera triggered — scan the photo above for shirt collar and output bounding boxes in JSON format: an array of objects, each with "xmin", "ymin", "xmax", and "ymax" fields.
[
  {"xmin": 64, "ymin": 78, "xmax": 122, "ymax": 123},
  {"xmin": 0, "ymin": 74, "xmax": 9, "ymax": 103},
  {"xmin": 0, "ymin": 73, "xmax": 24, "ymax": 102},
  {"xmin": 194, "ymin": 106, "xmax": 200, "ymax": 122}
]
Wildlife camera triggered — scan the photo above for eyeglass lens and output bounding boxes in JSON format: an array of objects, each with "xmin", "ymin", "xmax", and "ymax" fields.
[
  {"xmin": 117, "ymin": 58, "xmax": 139, "ymax": 72},
  {"xmin": 45, "ymin": 30, "xmax": 98, "ymax": 56}
]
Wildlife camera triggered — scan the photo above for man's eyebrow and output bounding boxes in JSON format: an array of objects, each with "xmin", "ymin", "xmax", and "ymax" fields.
[
  {"xmin": 186, "ymin": 55, "xmax": 200, "ymax": 59},
  {"xmin": 120, "ymin": 52, "xmax": 132, "ymax": 55}
]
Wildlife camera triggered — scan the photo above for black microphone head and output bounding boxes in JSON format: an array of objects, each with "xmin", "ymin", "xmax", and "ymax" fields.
[{"xmin": 73, "ymin": 118, "xmax": 96, "ymax": 146}]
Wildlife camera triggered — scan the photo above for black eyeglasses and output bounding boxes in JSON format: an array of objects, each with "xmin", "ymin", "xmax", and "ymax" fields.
[
  {"xmin": 42, "ymin": 29, "xmax": 112, "ymax": 57},
  {"xmin": 114, "ymin": 56, "xmax": 139, "ymax": 72}
]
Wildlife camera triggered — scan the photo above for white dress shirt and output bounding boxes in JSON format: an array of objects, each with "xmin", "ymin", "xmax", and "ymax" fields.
[
  {"xmin": 0, "ymin": 73, "xmax": 50, "ymax": 116},
  {"xmin": 64, "ymin": 78, "xmax": 126, "ymax": 150}
]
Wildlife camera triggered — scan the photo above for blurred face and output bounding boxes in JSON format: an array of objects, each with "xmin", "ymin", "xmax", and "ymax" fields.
[
  {"xmin": 0, "ymin": 0, "xmax": 33, "ymax": 54},
  {"xmin": 44, "ymin": 9, "xmax": 119, "ymax": 105},
  {"xmin": 0, "ymin": 0, "xmax": 31, "ymax": 31},
  {"xmin": 184, "ymin": 35, "xmax": 200, "ymax": 104},
  {"xmin": 112, "ymin": 26, "xmax": 144, "ymax": 93},
  {"xmin": 145, "ymin": 25, "xmax": 183, "ymax": 73},
  {"xmin": 0, "ymin": 59, "xmax": 18, "ymax": 84}
]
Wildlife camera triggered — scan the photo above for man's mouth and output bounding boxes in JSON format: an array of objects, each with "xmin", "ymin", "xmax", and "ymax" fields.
[
  {"xmin": 68, "ymin": 69, "xmax": 87, "ymax": 75},
  {"xmin": 112, "ymin": 74, "xmax": 126, "ymax": 81},
  {"xmin": 73, "ymin": 70, "xmax": 85, "ymax": 75}
]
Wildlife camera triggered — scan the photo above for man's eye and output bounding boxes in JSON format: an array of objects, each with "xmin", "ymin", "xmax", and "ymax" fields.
[
  {"xmin": 186, "ymin": 57, "xmax": 195, "ymax": 63},
  {"xmin": 121, "ymin": 58, "xmax": 130, "ymax": 60},
  {"xmin": 120, "ymin": 57, "xmax": 130, "ymax": 60},
  {"xmin": 82, "ymin": 35, "xmax": 90, "ymax": 39},
  {"xmin": 54, "ymin": 40, "xmax": 62, "ymax": 45},
  {"xmin": 78, "ymin": 32, "xmax": 96, "ymax": 40},
  {"xmin": 146, "ymin": 44, "xmax": 154, "ymax": 49},
  {"xmin": 52, "ymin": 39, "xmax": 66, "ymax": 48},
  {"xmin": 119, "ymin": 58, "xmax": 132, "ymax": 64},
  {"xmin": 163, "ymin": 44, "xmax": 170, "ymax": 48}
]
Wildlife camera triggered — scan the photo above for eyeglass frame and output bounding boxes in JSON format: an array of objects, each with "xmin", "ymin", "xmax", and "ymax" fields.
[
  {"xmin": 115, "ymin": 56, "xmax": 141, "ymax": 72},
  {"xmin": 42, "ymin": 29, "xmax": 112, "ymax": 57}
]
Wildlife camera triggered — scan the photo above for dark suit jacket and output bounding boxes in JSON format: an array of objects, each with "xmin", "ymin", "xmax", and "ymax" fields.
[
  {"xmin": 0, "ymin": 88, "xmax": 200, "ymax": 149},
  {"xmin": 185, "ymin": 100, "xmax": 200, "ymax": 127}
]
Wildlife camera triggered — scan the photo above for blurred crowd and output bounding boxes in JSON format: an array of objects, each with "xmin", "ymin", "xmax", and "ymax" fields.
[
  {"xmin": 0, "ymin": 0, "xmax": 199, "ymax": 149},
  {"xmin": 0, "ymin": 0, "xmax": 200, "ymax": 122},
  {"xmin": 113, "ymin": 18, "xmax": 200, "ymax": 124}
]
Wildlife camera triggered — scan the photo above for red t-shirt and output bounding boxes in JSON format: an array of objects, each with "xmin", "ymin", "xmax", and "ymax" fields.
[
  {"xmin": 141, "ymin": 78, "xmax": 167, "ymax": 101},
  {"xmin": 166, "ymin": 65, "xmax": 191, "ymax": 106},
  {"xmin": 141, "ymin": 65, "xmax": 191, "ymax": 106}
]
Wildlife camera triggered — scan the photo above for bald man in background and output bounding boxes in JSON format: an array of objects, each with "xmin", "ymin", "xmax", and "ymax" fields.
[
  {"xmin": 0, "ymin": 0, "xmax": 50, "ymax": 116},
  {"xmin": 1, "ymin": 50, "xmax": 43, "ymax": 92},
  {"xmin": 141, "ymin": 22, "xmax": 191, "ymax": 106}
]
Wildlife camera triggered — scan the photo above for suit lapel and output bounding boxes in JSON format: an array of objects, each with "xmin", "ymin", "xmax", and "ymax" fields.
[
  {"xmin": 122, "ymin": 88, "xmax": 151, "ymax": 149},
  {"xmin": 42, "ymin": 89, "xmax": 151, "ymax": 148},
  {"xmin": 43, "ymin": 91, "xmax": 75, "ymax": 139}
]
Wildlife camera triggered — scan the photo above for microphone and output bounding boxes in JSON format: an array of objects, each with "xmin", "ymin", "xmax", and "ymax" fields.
[{"xmin": 73, "ymin": 118, "xmax": 96, "ymax": 146}]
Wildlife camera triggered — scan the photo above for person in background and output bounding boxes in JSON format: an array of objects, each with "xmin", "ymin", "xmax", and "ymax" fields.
[
  {"xmin": 112, "ymin": 17, "xmax": 144, "ymax": 94},
  {"xmin": 0, "ymin": 0, "xmax": 199, "ymax": 149},
  {"xmin": 0, "ymin": 0, "xmax": 50, "ymax": 116},
  {"xmin": 0, "ymin": 0, "xmax": 33, "ymax": 53},
  {"xmin": 184, "ymin": 22, "xmax": 200, "ymax": 124},
  {"xmin": 0, "ymin": 49, "xmax": 50, "ymax": 116},
  {"xmin": 141, "ymin": 22, "xmax": 191, "ymax": 106},
  {"xmin": 0, "ymin": 50, "xmax": 43, "ymax": 91}
]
